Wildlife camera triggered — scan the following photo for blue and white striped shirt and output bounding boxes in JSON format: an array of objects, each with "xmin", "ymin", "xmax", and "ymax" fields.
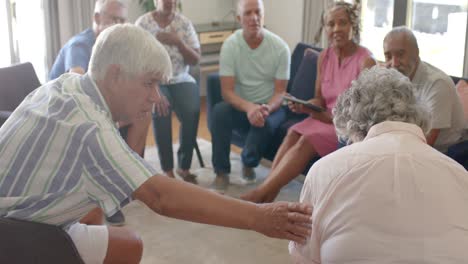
[{"xmin": 0, "ymin": 73, "xmax": 157, "ymax": 229}]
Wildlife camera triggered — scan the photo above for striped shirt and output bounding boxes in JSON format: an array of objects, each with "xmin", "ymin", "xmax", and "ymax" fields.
[{"xmin": 0, "ymin": 73, "xmax": 157, "ymax": 229}]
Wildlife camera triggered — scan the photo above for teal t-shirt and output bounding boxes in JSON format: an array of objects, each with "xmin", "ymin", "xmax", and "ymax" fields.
[{"xmin": 219, "ymin": 29, "xmax": 290, "ymax": 104}]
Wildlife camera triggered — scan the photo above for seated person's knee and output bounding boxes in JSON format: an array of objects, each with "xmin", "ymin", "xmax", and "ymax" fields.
[
  {"xmin": 105, "ymin": 227, "xmax": 143, "ymax": 264},
  {"xmin": 212, "ymin": 102, "xmax": 232, "ymax": 122}
]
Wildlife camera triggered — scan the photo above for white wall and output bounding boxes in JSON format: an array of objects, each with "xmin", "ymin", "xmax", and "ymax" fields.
[
  {"xmin": 127, "ymin": 0, "xmax": 236, "ymax": 24},
  {"xmin": 127, "ymin": 0, "xmax": 145, "ymax": 23},
  {"xmin": 263, "ymin": 0, "xmax": 304, "ymax": 50},
  {"xmin": 127, "ymin": 0, "xmax": 305, "ymax": 50},
  {"xmin": 57, "ymin": 1, "xmax": 74, "ymax": 45},
  {"xmin": 181, "ymin": 0, "xmax": 236, "ymax": 24}
]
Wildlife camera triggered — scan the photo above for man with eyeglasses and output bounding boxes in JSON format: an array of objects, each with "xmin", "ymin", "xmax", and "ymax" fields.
[{"xmin": 49, "ymin": 0, "xmax": 126, "ymax": 79}]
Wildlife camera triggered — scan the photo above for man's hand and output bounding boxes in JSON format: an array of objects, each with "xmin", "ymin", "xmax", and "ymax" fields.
[
  {"xmin": 247, "ymin": 104, "xmax": 270, "ymax": 127},
  {"xmin": 252, "ymin": 202, "xmax": 312, "ymax": 244},
  {"xmin": 154, "ymin": 94, "xmax": 170, "ymax": 117},
  {"xmin": 156, "ymin": 31, "xmax": 181, "ymax": 46}
]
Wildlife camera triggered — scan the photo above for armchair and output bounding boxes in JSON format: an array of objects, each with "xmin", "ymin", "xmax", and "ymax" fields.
[
  {"xmin": 0, "ymin": 62, "xmax": 41, "ymax": 127},
  {"xmin": 0, "ymin": 217, "xmax": 84, "ymax": 263}
]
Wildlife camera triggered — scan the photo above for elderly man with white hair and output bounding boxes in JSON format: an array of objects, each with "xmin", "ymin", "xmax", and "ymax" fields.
[
  {"xmin": 0, "ymin": 24, "xmax": 313, "ymax": 264},
  {"xmin": 289, "ymin": 67, "xmax": 468, "ymax": 263},
  {"xmin": 49, "ymin": 0, "xmax": 150, "ymax": 226}
]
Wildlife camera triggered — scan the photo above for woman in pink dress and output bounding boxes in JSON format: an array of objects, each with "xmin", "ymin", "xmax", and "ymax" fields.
[{"xmin": 242, "ymin": 1, "xmax": 376, "ymax": 203}]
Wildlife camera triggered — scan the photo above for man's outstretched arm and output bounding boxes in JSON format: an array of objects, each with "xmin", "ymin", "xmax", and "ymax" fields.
[{"xmin": 133, "ymin": 175, "xmax": 312, "ymax": 243}]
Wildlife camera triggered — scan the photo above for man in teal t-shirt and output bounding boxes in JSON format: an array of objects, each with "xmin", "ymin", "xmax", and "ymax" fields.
[{"xmin": 210, "ymin": 0, "xmax": 290, "ymax": 192}]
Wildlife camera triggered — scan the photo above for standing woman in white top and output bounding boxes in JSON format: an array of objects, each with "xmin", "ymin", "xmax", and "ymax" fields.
[{"xmin": 136, "ymin": 0, "xmax": 201, "ymax": 182}]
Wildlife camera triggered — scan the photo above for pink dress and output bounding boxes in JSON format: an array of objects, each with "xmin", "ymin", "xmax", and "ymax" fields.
[{"xmin": 291, "ymin": 46, "xmax": 372, "ymax": 157}]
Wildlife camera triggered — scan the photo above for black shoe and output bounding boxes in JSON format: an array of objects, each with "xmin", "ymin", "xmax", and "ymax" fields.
[{"xmin": 106, "ymin": 210, "xmax": 125, "ymax": 226}]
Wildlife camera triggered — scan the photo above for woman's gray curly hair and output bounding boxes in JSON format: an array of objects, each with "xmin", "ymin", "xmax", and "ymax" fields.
[{"xmin": 332, "ymin": 66, "xmax": 431, "ymax": 144}]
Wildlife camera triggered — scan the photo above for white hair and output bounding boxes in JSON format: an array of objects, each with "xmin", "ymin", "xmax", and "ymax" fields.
[
  {"xmin": 88, "ymin": 24, "xmax": 172, "ymax": 82},
  {"xmin": 333, "ymin": 66, "xmax": 431, "ymax": 144},
  {"xmin": 94, "ymin": 0, "xmax": 126, "ymax": 14},
  {"xmin": 236, "ymin": 0, "xmax": 264, "ymax": 16},
  {"xmin": 384, "ymin": 26, "xmax": 419, "ymax": 52}
]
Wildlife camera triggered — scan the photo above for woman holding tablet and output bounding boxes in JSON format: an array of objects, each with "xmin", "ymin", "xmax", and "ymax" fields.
[{"xmin": 242, "ymin": 1, "xmax": 375, "ymax": 203}]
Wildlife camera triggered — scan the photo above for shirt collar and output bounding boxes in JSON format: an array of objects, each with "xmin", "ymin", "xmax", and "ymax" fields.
[
  {"xmin": 364, "ymin": 121, "xmax": 427, "ymax": 143},
  {"xmin": 79, "ymin": 73, "xmax": 113, "ymax": 121}
]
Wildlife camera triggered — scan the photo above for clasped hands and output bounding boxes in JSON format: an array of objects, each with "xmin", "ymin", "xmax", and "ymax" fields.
[
  {"xmin": 156, "ymin": 30, "xmax": 182, "ymax": 47},
  {"xmin": 247, "ymin": 104, "xmax": 270, "ymax": 127}
]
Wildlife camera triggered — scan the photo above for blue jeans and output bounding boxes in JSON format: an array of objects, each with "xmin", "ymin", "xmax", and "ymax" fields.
[
  {"xmin": 152, "ymin": 82, "xmax": 200, "ymax": 171},
  {"xmin": 210, "ymin": 102, "xmax": 286, "ymax": 174}
]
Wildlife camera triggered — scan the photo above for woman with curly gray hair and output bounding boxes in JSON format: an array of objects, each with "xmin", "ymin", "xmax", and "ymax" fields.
[
  {"xmin": 333, "ymin": 66, "xmax": 430, "ymax": 143},
  {"xmin": 289, "ymin": 66, "xmax": 468, "ymax": 264}
]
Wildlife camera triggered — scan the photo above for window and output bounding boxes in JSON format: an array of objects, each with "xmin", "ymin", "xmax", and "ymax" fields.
[
  {"xmin": 361, "ymin": 0, "xmax": 395, "ymax": 62},
  {"xmin": 0, "ymin": 0, "xmax": 12, "ymax": 67},
  {"xmin": 360, "ymin": 0, "xmax": 468, "ymax": 77},
  {"xmin": 409, "ymin": 0, "xmax": 467, "ymax": 76},
  {"xmin": 1, "ymin": 0, "xmax": 47, "ymax": 82}
]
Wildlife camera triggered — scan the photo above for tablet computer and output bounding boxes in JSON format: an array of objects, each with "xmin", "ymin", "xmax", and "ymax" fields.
[{"xmin": 283, "ymin": 95, "xmax": 325, "ymax": 112}]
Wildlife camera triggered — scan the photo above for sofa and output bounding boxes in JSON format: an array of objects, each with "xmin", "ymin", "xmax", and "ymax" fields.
[
  {"xmin": 0, "ymin": 217, "xmax": 84, "ymax": 263},
  {"xmin": 0, "ymin": 62, "xmax": 41, "ymax": 127},
  {"xmin": 448, "ymin": 77, "xmax": 468, "ymax": 169},
  {"xmin": 207, "ymin": 43, "xmax": 322, "ymax": 173}
]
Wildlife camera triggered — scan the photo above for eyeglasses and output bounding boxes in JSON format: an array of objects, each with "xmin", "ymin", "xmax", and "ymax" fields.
[{"xmin": 100, "ymin": 11, "xmax": 126, "ymax": 25}]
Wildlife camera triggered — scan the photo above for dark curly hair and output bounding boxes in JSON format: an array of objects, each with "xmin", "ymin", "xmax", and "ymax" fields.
[{"xmin": 314, "ymin": 0, "xmax": 361, "ymax": 44}]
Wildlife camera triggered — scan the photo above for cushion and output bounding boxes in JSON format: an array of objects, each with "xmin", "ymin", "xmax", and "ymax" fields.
[
  {"xmin": 456, "ymin": 80, "xmax": 468, "ymax": 122},
  {"xmin": 288, "ymin": 49, "xmax": 320, "ymax": 100}
]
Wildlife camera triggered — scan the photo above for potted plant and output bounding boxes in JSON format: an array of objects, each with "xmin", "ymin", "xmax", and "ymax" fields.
[
  {"xmin": 138, "ymin": 0, "xmax": 155, "ymax": 12},
  {"xmin": 138, "ymin": 0, "xmax": 182, "ymax": 12}
]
